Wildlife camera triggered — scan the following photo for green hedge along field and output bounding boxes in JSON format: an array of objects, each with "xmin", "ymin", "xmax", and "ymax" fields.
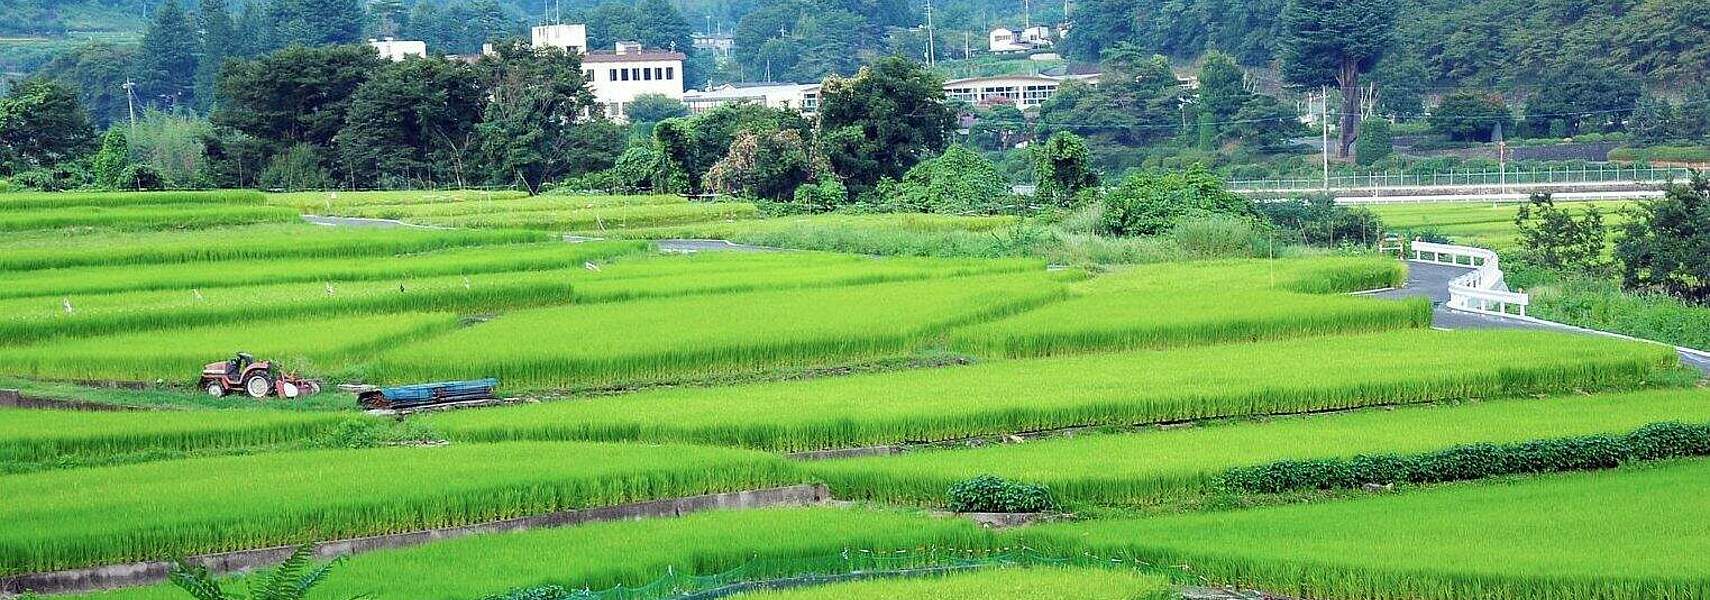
[
  {"xmin": 725, "ymin": 567, "xmax": 1174, "ymax": 600},
  {"xmin": 64, "ymin": 507, "xmax": 999, "ymax": 600},
  {"xmin": 423, "ymin": 329, "xmax": 1679, "ymax": 451},
  {"xmin": 810, "ymin": 388, "xmax": 1710, "ymax": 506},
  {"xmin": 951, "ymin": 257, "xmax": 1425, "ymax": 357},
  {"xmin": 0, "ymin": 203, "xmax": 300, "ymax": 232},
  {"xmin": 1023, "ymin": 460, "xmax": 1710, "ymax": 600},
  {"xmin": 0, "ymin": 441, "xmax": 800, "ymax": 576}
]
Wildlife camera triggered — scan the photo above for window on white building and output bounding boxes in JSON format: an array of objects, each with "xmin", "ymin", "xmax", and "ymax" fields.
[
  {"xmin": 666, "ymin": 67, "xmax": 675, "ymax": 80},
  {"xmin": 608, "ymin": 69, "xmax": 617, "ymax": 81}
]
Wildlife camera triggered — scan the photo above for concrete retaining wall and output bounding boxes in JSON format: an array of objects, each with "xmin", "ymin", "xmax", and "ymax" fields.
[{"xmin": 1, "ymin": 484, "xmax": 830, "ymax": 596}]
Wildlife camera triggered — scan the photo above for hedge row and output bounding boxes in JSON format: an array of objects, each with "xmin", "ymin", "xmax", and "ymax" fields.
[{"xmin": 1220, "ymin": 420, "xmax": 1710, "ymax": 494}]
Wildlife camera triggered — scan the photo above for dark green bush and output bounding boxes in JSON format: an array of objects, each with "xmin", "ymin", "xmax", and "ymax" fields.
[
  {"xmin": 481, "ymin": 585, "xmax": 569, "ymax": 600},
  {"xmin": 1221, "ymin": 421, "xmax": 1710, "ymax": 494},
  {"xmin": 946, "ymin": 475, "xmax": 1056, "ymax": 513}
]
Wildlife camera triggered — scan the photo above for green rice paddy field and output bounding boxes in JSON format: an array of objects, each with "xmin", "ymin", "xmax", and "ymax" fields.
[
  {"xmin": 2, "ymin": 190, "xmax": 1706, "ymax": 600},
  {"xmin": 1366, "ymin": 200, "xmax": 1634, "ymax": 249}
]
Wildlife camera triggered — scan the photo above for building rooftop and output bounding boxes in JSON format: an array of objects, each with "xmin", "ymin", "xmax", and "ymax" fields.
[
  {"xmin": 683, "ymin": 83, "xmax": 820, "ymax": 99},
  {"xmin": 583, "ymin": 50, "xmax": 685, "ymax": 63}
]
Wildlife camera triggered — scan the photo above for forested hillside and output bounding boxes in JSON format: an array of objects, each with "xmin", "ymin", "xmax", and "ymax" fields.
[{"xmin": 1065, "ymin": 0, "xmax": 1706, "ymax": 88}]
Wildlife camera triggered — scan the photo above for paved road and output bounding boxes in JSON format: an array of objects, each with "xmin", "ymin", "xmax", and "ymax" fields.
[{"xmin": 1373, "ymin": 260, "xmax": 1708, "ymax": 375}]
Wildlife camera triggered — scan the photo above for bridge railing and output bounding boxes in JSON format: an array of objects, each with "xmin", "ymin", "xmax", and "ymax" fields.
[
  {"xmin": 1409, "ymin": 241, "xmax": 1529, "ymax": 317},
  {"xmin": 1231, "ymin": 165, "xmax": 1693, "ymax": 192}
]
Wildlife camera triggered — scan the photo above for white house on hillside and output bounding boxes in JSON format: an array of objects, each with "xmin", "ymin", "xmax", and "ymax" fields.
[
  {"xmin": 369, "ymin": 38, "xmax": 427, "ymax": 61},
  {"xmin": 989, "ymin": 26, "xmax": 1055, "ymax": 53},
  {"xmin": 682, "ymin": 83, "xmax": 821, "ymax": 115},
  {"xmin": 518, "ymin": 24, "xmax": 684, "ymax": 121}
]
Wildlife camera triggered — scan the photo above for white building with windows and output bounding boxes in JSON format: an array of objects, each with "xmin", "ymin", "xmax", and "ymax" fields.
[
  {"xmin": 369, "ymin": 38, "xmax": 427, "ymax": 61},
  {"xmin": 524, "ymin": 24, "xmax": 685, "ymax": 121},
  {"xmin": 989, "ymin": 26, "xmax": 1055, "ymax": 53},
  {"xmin": 943, "ymin": 73, "xmax": 1096, "ymax": 109},
  {"xmin": 682, "ymin": 83, "xmax": 821, "ymax": 115}
]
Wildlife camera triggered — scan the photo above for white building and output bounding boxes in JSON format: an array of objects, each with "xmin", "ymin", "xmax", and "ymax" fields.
[
  {"xmin": 369, "ymin": 38, "xmax": 427, "ymax": 61},
  {"xmin": 989, "ymin": 26, "xmax": 1055, "ymax": 53},
  {"xmin": 943, "ymin": 73, "xmax": 1095, "ymax": 109},
  {"xmin": 521, "ymin": 24, "xmax": 685, "ymax": 121},
  {"xmin": 532, "ymin": 23, "xmax": 587, "ymax": 53},
  {"xmin": 682, "ymin": 83, "xmax": 821, "ymax": 115}
]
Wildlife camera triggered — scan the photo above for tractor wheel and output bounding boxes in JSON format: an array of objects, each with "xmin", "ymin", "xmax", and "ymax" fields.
[
  {"xmin": 204, "ymin": 380, "xmax": 225, "ymax": 397},
  {"xmin": 244, "ymin": 373, "xmax": 274, "ymax": 398}
]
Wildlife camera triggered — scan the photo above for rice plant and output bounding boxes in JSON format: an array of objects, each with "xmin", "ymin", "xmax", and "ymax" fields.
[
  {"xmin": 1021, "ymin": 460, "xmax": 1710, "ymax": 600},
  {"xmin": 265, "ymin": 190, "xmax": 532, "ymax": 211},
  {"xmin": 609, "ymin": 213, "xmax": 1023, "ymax": 240},
  {"xmin": 0, "ymin": 312, "xmax": 459, "ymax": 381},
  {"xmin": 0, "ymin": 224, "xmax": 552, "ymax": 271},
  {"xmin": 951, "ymin": 257, "xmax": 1425, "ymax": 357},
  {"xmin": 809, "ymin": 388, "xmax": 1710, "ymax": 506},
  {"xmin": 412, "ymin": 202, "xmax": 762, "ymax": 231},
  {"xmin": 725, "ymin": 567, "xmax": 1174, "ymax": 600},
  {"xmin": 63, "ymin": 507, "xmax": 997, "ymax": 600},
  {"xmin": 0, "ymin": 408, "xmax": 352, "ymax": 466},
  {"xmin": 0, "ymin": 241, "xmax": 647, "ymax": 300},
  {"xmin": 0, "ymin": 441, "xmax": 802, "ymax": 575},
  {"xmin": 328, "ymin": 195, "xmax": 688, "ymax": 219},
  {"xmin": 368, "ymin": 272, "xmax": 1071, "ymax": 389},
  {"xmin": 423, "ymin": 329, "xmax": 1680, "ymax": 451},
  {"xmin": 0, "ymin": 204, "xmax": 299, "ymax": 232},
  {"xmin": 0, "ymin": 191, "xmax": 265, "ymax": 211}
]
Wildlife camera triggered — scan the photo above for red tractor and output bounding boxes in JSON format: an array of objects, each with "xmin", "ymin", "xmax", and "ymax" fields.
[{"xmin": 199, "ymin": 353, "xmax": 321, "ymax": 399}]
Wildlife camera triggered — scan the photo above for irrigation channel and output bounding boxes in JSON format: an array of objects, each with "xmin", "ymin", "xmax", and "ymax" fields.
[{"xmin": 1371, "ymin": 261, "xmax": 1710, "ymax": 375}]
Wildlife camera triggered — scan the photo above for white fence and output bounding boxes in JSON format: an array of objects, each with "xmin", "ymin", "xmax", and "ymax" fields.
[
  {"xmin": 1410, "ymin": 241, "xmax": 1529, "ymax": 317},
  {"xmin": 1231, "ymin": 166, "xmax": 1693, "ymax": 193}
]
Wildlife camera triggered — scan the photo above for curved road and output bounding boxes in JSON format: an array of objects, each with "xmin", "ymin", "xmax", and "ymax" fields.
[{"xmin": 1370, "ymin": 261, "xmax": 1709, "ymax": 375}]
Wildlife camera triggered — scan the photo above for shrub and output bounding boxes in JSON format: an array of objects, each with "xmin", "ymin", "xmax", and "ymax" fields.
[
  {"xmin": 946, "ymin": 475, "xmax": 1055, "ymax": 513},
  {"xmin": 260, "ymin": 143, "xmax": 332, "ymax": 192},
  {"xmin": 1168, "ymin": 215, "xmax": 1267, "ymax": 258},
  {"xmin": 1355, "ymin": 119, "xmax": 1394, "ymax": 165},
  {"xmin": 1429, "ymin": 91, "xmax": 1514, "ymax": 142},
  {"xmin": 792, "ymin": 177, "xmax": 848, "ymax": 213},
  {"xmin": 1098, "ymin": 164, "xmax": 1253, "ymax": 236},
  {"xmin": 889, "ymin": 145, "xmax": 1011, "ymax": 215},
  {"xmin": 1220, "ymin": 420, "xmax": 1710, "ymax": 494}
]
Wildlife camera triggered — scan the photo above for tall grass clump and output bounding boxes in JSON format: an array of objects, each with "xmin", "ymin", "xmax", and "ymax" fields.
[
  {"xmin": 951, "ymin": 257, "xmax": 1425, "ymax": 357},
  {"xmin": 0, "ymin": 408, "xmax": 353, "ymax": 467},
  {"xmin": 810, "ymin": 388, "xmax": 1710, "ymax": 506},
  {"xmin": 725, "ymin": 567, "xmax": 1175, "ymax": 600},
  {"xmin": 0, "ymin": 441, "xmax": 802, "ymax": 575},
  {"xmin": 370, "ymin": 272, "xmax": 1070, "ymax": 389},
  {"xmin": 1021, "ymin": 460, "xmax": 1710, "ymax": 600},
  {"xmin": 64, "ymin": 507, "xmax": 999, "ymax": 600},
  {"xmin": 0, "ymin": 190, "xmax": 265, "ymax": 211},
  {"xmin": 0, "ymin": 225, "xmax": 553, "ymax": 271},
  {"xmin": 0, "ymin": 204, "xmax": 299, "ymax": 232},
  {"xmin": 0, "ymin": 312, "xmax": 459, "ymax": 381},
  {"xmin": 423, "ymin": 329, "xmax": 1681, "ymax": 452}
]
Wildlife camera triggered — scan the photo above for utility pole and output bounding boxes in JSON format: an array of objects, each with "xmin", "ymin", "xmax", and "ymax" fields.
[
  {"xmin": 1321, "ymin": 85, "xmax": 1330, "ymax": 192},
  {"xmin": 924, "ymin": 0, "xmax": 935, "ymax": 68},
  {"xmin": 122, "ymin": 78, "xmax": 138, "ymax": 135},
  {"xmin": 963, "ymin": 31, "xmax": 970, "ymax": 60},
  {"xmin": 1024, "ymin": 0, "xmax": 1031, "ymax": 28}
]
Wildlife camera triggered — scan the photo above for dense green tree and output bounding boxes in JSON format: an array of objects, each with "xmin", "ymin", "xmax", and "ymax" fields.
[
  {"xmin": 230, "ymin": 1, "xmax": 268, "ymax": 58},
  {"xmin": 704, "ymin": 129, "xmax": 820, "ymax": 201},
  {"xmin": 1370, "ymin": 48, "xmax": 1428, "ymax": 119},
  {"xmin": 92, "ymin": 128, "xmax": 135, "ymax": 189},
  {"xmin": 1627, "ymin": 96, "xmax": 1677, "ymax": 145},
  {"xmin": 816, "ymin": 56, "xmax": 956, "ymax": 196},
  {"xmin": 266, "ymin": 0, "xmax": 365, "ymax": 48},
  {"xmin": 194, "ymin": 0, "xmax": 234, "ymax": 112},
  {"xmin": 1523, "ymin": 65, "xmax": 1642, "ymax": 136},
  {"xmin": 889, "ymin": 145, "xmax": 1009, "ymax": 214},
  {"xmin": 1032, "ymin": 131, "xmax": 1097, "ymax": 208},
  {"xmin": 1279, "ymin": 0, "xmax": 1397, "ymax": 158},
  {"xmin": 1223, "ymin": 95, "xmax": 1303, "ymax": 149},
  {"xmin": 1514, "ymin": 193, "xmax": 1608, "ymax": 274},
  {"xmin": 0, "ymin": 79, "xmax": 97, "ymax": 176},
  {"xmin": 1099, "ymin": 164, "xmax": 1255, "ymax": 236},
  {"xmin": 1616, "ymin": 176, "xmax": 1710, "ymax": 302},
  {"xmin": 339, "ymin": 57, "xmax": 485, "ymax": 188},
  {"xmin": 624, "ymin": 94, "xmax": 690, "ymax": 124},
  {"xmin": 367, "ymin": 0, "xmax": 407, "ymax": 37},
  {"xmin": 138, "ymin": 0, "xmax": 200, "ymax": 108},
  {"xmin": 1428, "ymin": 91, "xmax": 1513, "ymax": 141},
  {"xmin": 1355, "ymin": 118, "xmax": 1393, "ymax": 165},
  {"xmin": 733, "ymin": 0, "xmax": 862, "ymax": 82},
  {"xmin": 1196, "ymin": 51, "xmax": 1250, "ymax": 123},
  {"xmin": 128, "ymin": 110, "xmax": 215, "ymax": 188},
  {"xmin": 1611, "ymin": 0, "xmax": 1710, "ymax": 82},
  {"xmin": 35, "ymin": 43, "xmax": 138, "ymax": 128},
  {"xmin": 475, "ymin": 41, "xmax": 599, "ymax": 194},
  {"xmin": 651, "ymin": 117, "xmax": 697, "ymax": 192},
  {"xmin": 214, "ymin": 44, "xmax": 382, "ymax": 157},
  {"xmin": 1037, "ymin": 47, "xmax": 1185, "ymax": 147}
]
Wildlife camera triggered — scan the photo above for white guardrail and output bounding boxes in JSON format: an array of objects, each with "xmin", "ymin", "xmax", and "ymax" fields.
[{"xmin": 1409, "ymin": 241, "xmax": 1529, "ymax": 317}]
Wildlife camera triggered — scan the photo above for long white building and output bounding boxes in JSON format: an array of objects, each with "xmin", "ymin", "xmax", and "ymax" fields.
[{"xmin": 682, "ymin": 73, "xmax": 1097, "ymax": 116}]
